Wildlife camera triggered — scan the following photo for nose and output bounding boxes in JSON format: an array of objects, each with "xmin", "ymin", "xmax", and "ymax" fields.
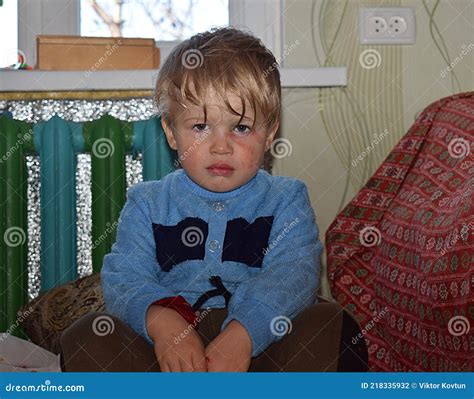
[{"xmin": 210, "ymin": 130, "xmax": 233, "ymax": 155}]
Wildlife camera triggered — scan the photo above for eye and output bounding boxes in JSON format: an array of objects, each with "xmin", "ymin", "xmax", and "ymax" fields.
[
  {"xmin": 192, "ymin": 124, "xmax": 209, "ymax": 133},
  {"xmin": 233, "ymin": 124, "xmax": 251, "ymax": 135}
]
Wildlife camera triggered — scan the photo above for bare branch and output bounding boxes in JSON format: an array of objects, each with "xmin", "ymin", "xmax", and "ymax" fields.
[
  {"xmin": 87, "ymin": 0, "xmax": 123, "ymax": 37},
  {"xmin": 86, "ymin": 0, "xmax": 198, "ymax": 40},
  {"xmin": 138, "ymin": 0, "xmax": 195, "ymax": 40}
]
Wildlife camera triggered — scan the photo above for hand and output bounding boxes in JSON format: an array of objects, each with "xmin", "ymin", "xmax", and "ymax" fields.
[
  {"xmin": 205, "ymin": 320, "xmax": 252, "ymax": 372},
  {"xmin": 146, "ymin": 305, "xmax": 207, "ymax": 372}
]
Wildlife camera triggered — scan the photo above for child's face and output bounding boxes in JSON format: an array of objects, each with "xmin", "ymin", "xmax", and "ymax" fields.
[{"xmin": 162, "ymin": 91, "xmax": 278, "ymax": 193}]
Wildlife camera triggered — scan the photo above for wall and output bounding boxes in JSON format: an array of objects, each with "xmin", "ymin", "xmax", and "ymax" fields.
[{"xmin": 276, "ymin": 0, "xmax": 474, "ymax": 297}]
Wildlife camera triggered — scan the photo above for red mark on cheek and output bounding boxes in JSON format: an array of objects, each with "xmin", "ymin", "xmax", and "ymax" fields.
[{"xmin": 238, "ymin": 142, "xmax": 261, "ymax": 159}]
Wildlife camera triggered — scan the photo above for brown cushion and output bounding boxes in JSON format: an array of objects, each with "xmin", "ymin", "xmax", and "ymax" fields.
[{"xmin": 18, "ymin": 272, "xmax": 105, "ymax": 354}]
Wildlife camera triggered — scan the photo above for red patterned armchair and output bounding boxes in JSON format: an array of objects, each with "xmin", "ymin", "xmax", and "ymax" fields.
[{"xmin": 326, "ymin": 92, "xmax": 473, "ymax": 371}]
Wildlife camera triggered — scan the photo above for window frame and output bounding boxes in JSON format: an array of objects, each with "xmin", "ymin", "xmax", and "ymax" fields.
[{"xmin": 18, "ymin": 0, "xmax": 283, "ymax": 68}]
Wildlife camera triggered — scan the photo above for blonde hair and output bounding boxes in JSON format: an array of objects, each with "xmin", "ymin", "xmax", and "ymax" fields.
[{"xmin": 155, "ymin": 27, "xmax": 281, "ymax": 130}]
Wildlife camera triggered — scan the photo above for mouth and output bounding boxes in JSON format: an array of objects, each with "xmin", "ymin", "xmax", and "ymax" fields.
[{"xmin": 206, "ymin": 163, "xmax": 235, "ymax": 176}]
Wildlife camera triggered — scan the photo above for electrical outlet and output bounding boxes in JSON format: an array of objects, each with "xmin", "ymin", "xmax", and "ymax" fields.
[{"xmin": 359, "ymin": 8, "xmax": 416, "ymax": 45}]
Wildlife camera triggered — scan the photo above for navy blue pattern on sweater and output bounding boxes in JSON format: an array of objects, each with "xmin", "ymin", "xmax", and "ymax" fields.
[{"xmin": 101, "ymin": 168, "xmax": 323, "ymax": 356}]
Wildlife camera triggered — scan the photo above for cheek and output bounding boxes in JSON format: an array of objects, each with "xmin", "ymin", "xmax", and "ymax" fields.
[
  {"xmin": 177, "ymin": 133, "xmax": 204, "ymax": 151},
  {"xmin": 175, "ymin": 136, "xmax": 206, "ymax": 165},
  {"xmin": 235, "ymin": 139, "xmax": 265, "ymax": 168}
]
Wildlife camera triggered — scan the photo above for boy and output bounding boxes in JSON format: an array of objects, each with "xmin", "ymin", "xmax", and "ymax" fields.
[{"xmin": 60, "ymin": 28, "xmax": 366, "ymax": 372}]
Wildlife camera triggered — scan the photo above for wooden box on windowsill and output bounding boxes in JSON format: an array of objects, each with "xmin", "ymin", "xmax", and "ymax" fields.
[{"xmin": 36, "ymin": 35, "xmax": 160, "ymax": 71}]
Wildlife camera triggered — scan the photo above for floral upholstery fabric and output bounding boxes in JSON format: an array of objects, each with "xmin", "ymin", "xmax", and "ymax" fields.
[{"xmin": 19, "ymin": 273, "xmax": 104, "ymax": 354}]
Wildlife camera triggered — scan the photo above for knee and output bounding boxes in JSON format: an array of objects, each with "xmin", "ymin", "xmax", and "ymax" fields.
[
  {"xmin": 292, "ymin": 301, "xmax": 368, "ymax": 371},
  {"xmin": 293, "ymin": 301, "xmax": 345, "ymax": 329},
  {"xmin": 60, "ymin": 312, "xmax": 118, "ymax": 350},
  {"xmin": 60, "ymin": 311, "xmax": 121, "ymax": 371}
]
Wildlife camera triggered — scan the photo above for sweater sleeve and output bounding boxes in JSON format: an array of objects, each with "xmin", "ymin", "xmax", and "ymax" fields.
[
  {"xmin": 100, "ymin": 183, "xmax": 175, "ymax": 344},
  {"xmin": 220, "ymin": 180, "xmax": 323, "ymax": 357}
]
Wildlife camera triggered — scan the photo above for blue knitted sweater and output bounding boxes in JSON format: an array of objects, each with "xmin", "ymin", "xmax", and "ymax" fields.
[{"xmin": 101, "ymin": 168, "xmax": 322, "ymax": 357}]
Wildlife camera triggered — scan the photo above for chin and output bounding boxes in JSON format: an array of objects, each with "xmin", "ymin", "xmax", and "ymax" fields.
[{"xmin": 205, "ymin": 181, "xmax": 237, "ymax": 193}]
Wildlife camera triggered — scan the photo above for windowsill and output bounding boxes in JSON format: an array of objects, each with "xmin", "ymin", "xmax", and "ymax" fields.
[{"xmin": 0, "ymin": 67, "xmax": 347, "ymax": 92}]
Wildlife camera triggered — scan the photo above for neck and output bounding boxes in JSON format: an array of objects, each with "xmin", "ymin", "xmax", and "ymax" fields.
[{"xmin": 179, "ymin": 170, "xmax": 259, "ymax": 200}]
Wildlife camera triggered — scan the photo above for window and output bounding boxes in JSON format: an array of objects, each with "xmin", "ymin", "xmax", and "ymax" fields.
[
  {"xmin": 80, "ymin": 0, "xmax": 229, "ymax": 41},
  {"xmin": 0, "ymin": 0, "xmax": 18, "ymax": 68},
  {"xmin": 16, "ymin": 0, "xmax": 282, "ymax": 70}
]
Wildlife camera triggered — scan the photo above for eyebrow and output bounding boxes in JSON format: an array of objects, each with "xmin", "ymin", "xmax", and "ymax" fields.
[
  {"xmin": 183, "ymin": 115, "xmax": 255, "ymax": 123},
  {"xmin": 235, "ymin": 115, "xmax": 254, "ymax": 122},
  {"xmin": 183, "ymin": 117, "xmax": 203, "ymax": 122}
]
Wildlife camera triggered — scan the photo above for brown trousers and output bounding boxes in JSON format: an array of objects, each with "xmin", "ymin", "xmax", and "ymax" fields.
[{"xmin": 60, "ymin": 301, "xmax": 368, "ymax": 372}]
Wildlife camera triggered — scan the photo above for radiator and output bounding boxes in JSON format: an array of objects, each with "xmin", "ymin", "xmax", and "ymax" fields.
[{"xmin": 0, "ymin": 112, "xmax": 176, "ymax": 332}]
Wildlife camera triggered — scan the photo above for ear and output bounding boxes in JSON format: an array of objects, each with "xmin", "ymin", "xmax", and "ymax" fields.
[
  {"xmin": 161, "ymin": 117, "xmax": 178, "ymax": 150},
  {"xmin": 265, "ymin": 122, "xmax": 280, "ymax": 151}
]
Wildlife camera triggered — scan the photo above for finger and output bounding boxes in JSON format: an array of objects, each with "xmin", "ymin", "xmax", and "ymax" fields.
[
  {"xmin": 167, "ymin": 357, "xmax": 181, "ymax": 372},
  {"xmin": 160, "ymin": 360, "xmax": 170, "ymax": 373},
  {"xmin": 205, "ymin": 355, "xmax": 217, "ymax": 372},
  {"xmin": 179, "ymin": 356, "xmax": 194, "ymax": 372},
  {"xmin": 191, "ymin": 351, "xmax": 207, "ymax": 372},
  {"xmin": 204, "ymin": 346, "xmax": 212, "ymax": 359}
]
